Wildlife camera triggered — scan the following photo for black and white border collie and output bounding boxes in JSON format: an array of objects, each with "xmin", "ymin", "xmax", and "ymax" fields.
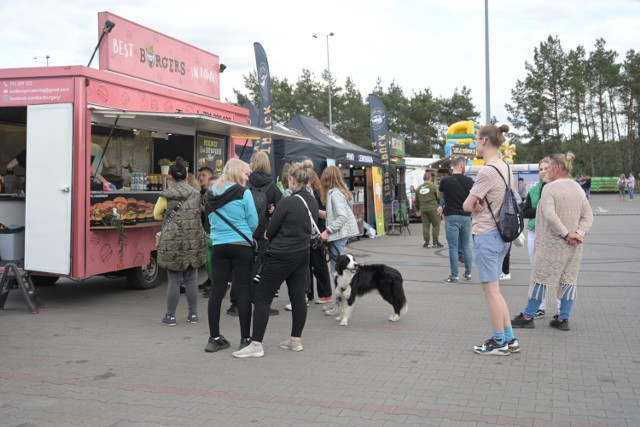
[{"xmin": 333, "ymin": 254, "xmax": 408, "ymax": 326}]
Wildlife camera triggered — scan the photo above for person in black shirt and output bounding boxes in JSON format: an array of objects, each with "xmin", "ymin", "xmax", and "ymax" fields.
[
  {"xmin": 438, "ymin": 156, "xmax": 474, "ymax": 283},
  {"xmin": 197, "ymin": 166, "xmax": 215, "ymax": 296},
  {"xmin": 233, "ymin": 160, "xmax": 318, "ymax": 358},
  {"xmin": 6, "ymin": 149, "xmax": 27, "ymax": 172}
]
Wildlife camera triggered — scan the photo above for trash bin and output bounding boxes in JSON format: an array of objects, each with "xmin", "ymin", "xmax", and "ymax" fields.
[{"xmin": 0, "ymin": 226, "xmax": 25, "ymax": 261}]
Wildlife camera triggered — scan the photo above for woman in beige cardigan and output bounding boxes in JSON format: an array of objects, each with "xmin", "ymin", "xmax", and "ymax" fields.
[{"xmin": 511, "ymin": 152, "xmax": 593, "ymax": 331}]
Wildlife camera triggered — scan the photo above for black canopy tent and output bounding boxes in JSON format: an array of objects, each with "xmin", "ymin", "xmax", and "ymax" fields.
[
  {"xmin": 284, "ymin": 115, "xmax": 381, "ymax": 168},
  {"xmin": 238, "ymin": 104, "xmax": 367, "ymax": 178},
  {"xmin": 236, "ymin": 103, "xmax": 333, "ymax": 178}
]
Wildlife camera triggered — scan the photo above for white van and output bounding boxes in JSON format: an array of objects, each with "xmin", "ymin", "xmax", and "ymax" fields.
[{"xmin": 402, "ymin": 157, "xmax": 442, "ymax": 218}]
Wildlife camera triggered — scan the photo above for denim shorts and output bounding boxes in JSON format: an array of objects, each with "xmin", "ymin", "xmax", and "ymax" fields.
[{"xmin": 473, "ymin": 229, "xmax": 510, "ymax": 283}]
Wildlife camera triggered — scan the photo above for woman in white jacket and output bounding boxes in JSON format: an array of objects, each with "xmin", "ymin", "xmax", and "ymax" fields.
[{"xmin": 320, "ymin": 166, "xmax": 360, "ymax": 316}]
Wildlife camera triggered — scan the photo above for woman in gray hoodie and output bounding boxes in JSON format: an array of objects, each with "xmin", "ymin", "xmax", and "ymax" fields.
[{"xmin": 319, "ymin": 166, "xmax": 360, "ymax": 316}]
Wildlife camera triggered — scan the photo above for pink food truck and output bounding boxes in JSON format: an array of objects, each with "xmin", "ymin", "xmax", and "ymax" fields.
[{"xmin": 0, "ymin": 12, "xmax": 297, "ymax": 293}]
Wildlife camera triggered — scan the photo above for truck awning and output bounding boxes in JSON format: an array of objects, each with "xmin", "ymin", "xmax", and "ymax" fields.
[{"xmin": 89, "ymin": 107, "xmax": 310, "ymax": 141}]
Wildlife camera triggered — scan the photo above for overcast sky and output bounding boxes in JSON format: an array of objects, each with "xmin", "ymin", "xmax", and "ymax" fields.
[{"xmin": 2, "ymin": 0, "xmax": 639, "ymax": 128}]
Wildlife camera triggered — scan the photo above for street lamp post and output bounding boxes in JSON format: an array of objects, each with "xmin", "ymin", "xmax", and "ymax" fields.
[
  {"xmin": 484, "ymin": 0, "xmax": 491, "ymax": 125},
  {"xmin": 313, "ymin": 32, "xmax": 335, "ymax": 131},
  {"xmin": 33, "ymin": 55, "xmax": 50, "ymax": 66}
]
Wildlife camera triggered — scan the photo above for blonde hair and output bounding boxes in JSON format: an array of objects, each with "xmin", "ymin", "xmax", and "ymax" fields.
[
  {"xmin": 212, "ymin": 159, "xmax": 250, "ymax": 192},
  {"xmin": 250, "ymin": 151, "xmax": 271, "ymax": 174},
  {"xmin": 321, "ymin": 165, "xmax": 352, "ymax": 205},
  {"xmin": 548, "ymin": 152, "xmax": 575, "ymax": 175},
  {"xmin": 308, "ymin": 169, "xmax": 321, "ymax": 195},
  {"xmin": 281, "ymin": 162, "xmax": 292, "ymax": 189},
  {"xmin": 288, "ymin": 160, "xmax": 315, "ymax": 192},
  {"xmin": 478, "ymin": 124, "xmax": 510, "ymax": 148},
  {"xmin": 186, "ymin": 173, "xmax": 200, "ymax": 191}
]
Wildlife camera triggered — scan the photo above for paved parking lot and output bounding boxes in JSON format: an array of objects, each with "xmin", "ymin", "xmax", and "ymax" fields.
[{"xmin": 1, "ymin": 194, "xmax": 639, "ymax": 426}]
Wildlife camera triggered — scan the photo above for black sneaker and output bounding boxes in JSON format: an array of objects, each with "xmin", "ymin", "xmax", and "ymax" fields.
[
  {"xmin": 198, "ymin": 279, "xmax": 211, "ymax": 290},
  {"xmin": 443, "ymin": 276, "xmax": 459, "ymax": 284},
  {"xmin": 162, "ymin": 314, "xmax": 176, "ymax": 327},
  {"xmin": 549, "ymin": 315, "xmax": 570, "ymax": 331},
  {"xmin": 238, "ymin": 337, "xmax": 252, "ymax": 350},
  {"xmin": 226, "ymin": 304, "xmax": 239, "ymax": 317},
  {"xmin": 507, "ymin": 338, "xmax": 520, "ymax": 353},
  {"xmin": 534, "ymin": 309, "xmax": 546, "ymax": 318},
  {"xmin": 433, "ymin": 242, "xmax": 444, "ymax": 248},
  {"xmin": 511, "ymin": 312, "xmax": 535, "ymax": 329},
  {"xmin": 205, "ymin": 335, "xmax": 230, "ymax": 352},
  {"xmin": 269, "ymin": 308, "xmax": 280, "ymax": 316},
  {"xmin": 473, "ymin": 338, "xmax": 511, "ymax": 356}
]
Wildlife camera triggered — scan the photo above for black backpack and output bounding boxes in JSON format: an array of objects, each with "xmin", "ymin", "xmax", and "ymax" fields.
[
  {"xmin": 484, "ymin": 162, "xmax": 525, "ymax": 242},
  {"xmin": 248, "ymin": 182, "xmax": 271, "ymax": 239}
]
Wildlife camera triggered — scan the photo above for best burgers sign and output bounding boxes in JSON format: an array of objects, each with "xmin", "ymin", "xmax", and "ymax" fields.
[{"xmin": 97, "ymin": 11, "xmax": 221, "ymax": 100}]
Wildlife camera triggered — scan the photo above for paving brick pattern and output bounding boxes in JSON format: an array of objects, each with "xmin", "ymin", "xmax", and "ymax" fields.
[{"xmin": 1, "ymin": 194, "xmax": 639, "ymax": 426}]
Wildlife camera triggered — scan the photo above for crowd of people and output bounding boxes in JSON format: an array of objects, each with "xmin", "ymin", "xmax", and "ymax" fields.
[
  {"xmin": 429, "ymin": 124, "xmax": 593, "ymax": 356},
  {"xmin": 154, "ymin": 124, "xmax": 599, "ymax": 359},
  {"xmin": 154, "ymin": 154, "xmax": 359, "ymax": 358}
]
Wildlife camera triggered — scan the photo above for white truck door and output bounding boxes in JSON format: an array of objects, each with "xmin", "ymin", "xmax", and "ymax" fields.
[{"xmin": 24, "ymin": 103, "xmax": 73, "ymax": 274}]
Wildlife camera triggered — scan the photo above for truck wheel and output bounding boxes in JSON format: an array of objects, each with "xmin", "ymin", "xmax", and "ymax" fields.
[
  {"xmin": 126, "ymin": 252, "xmax": 165, "ymax": 290},
  {"xmin": 31, "ymin": 276, "xmax": 59, "ymax": 286}
]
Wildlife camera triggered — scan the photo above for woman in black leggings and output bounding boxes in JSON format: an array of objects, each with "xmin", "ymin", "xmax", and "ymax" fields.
[{"xmin": 233, "ymin": 160, "xmax": 318, "ymax": 358}]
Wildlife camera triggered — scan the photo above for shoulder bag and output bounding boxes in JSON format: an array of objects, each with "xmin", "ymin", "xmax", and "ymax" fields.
[
  {"xmin": 156, "ymin": 200, "xmax": 183, "ymax": 246},
  {"xmin": 294, "ymin": 194, "xmax": 323, "ymax": 249}
]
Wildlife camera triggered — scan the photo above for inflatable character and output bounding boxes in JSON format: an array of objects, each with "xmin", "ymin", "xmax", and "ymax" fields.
[{"xmin": 499, "ymin": 142, "xmax": 517, "ymax": 164}]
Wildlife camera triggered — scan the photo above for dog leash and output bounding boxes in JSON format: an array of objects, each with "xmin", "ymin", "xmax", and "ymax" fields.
[{"xmin": 324, "ymin": 241, "xmax": 337, "ymax": 263}]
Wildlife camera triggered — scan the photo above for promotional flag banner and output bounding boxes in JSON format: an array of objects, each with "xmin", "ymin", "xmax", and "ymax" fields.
[
  {"xmin": 368, "ymin": 94, "xmax": 392, "ymax": 203},
  {"xmin": 253, "ymin": 42, "xmax": 275, "ymax": 177},
  {"xmin": 371, "ymin": 167, "xmax": 386, "ymax": 236}
]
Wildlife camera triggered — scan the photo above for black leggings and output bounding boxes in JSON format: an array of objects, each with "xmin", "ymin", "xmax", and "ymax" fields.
[
  {"xmin": 229, "ymin": 238, "xmax": 268, "ymax": 306},
  {"xmin": 208, "ymin": 244, "xmax": 253, "ymax": 339},
  {"xmin": 252, "ymin": 250, "xmax": 310, "ymax": 342},
  {"xmin": 307, "ymin": 245, "xmax": 332, "ymax": 300}
]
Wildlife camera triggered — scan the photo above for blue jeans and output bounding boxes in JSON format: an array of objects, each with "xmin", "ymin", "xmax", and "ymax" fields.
[
  {"xmin": 327, "ymin": 237, "xmax": 348, "ymax": 309},
  {"xmin": 629, "ymin": 186, "xmax": 635, "ymax": 200},
  {"xmin": 444, "ymin": 215, "xmax": 472, "ymax": 277},
  {"xmin": 523, "ymin": 283, "xmax": 575, "ymax": 320},
  {"xmin": 328, "ymin": 237, "xmax": 348, "ymax": 276}
]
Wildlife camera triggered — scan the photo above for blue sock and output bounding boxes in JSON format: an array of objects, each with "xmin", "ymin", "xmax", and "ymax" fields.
[
  {"xmin": 503, "ymin": 326, "xmax": 515, "ymax": 342},
  {"xmin": 492, "ymin": 331, "xmax": 505, "ymax": 345}
]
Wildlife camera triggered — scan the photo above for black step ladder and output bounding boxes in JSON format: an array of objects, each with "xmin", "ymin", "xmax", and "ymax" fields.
[{"xmin": 0, "ymin": 263, "xmax": 45, "ymax": 314}]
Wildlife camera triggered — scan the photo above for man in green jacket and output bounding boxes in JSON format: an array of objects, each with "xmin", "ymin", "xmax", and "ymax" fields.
[{"xmin": 415, "ymin": 172, "xmax": 442, "ymax": 248}]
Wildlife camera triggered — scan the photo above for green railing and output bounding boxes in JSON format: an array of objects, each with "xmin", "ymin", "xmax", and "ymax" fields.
[{"xmin": 591, "ymin": 177, "xmax": 622, "ymax": 193}]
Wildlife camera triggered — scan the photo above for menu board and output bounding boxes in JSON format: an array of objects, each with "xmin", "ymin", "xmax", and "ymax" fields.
[{"xmin": 196, "ymin": 133, "xmax": 226, "ymax": 175}]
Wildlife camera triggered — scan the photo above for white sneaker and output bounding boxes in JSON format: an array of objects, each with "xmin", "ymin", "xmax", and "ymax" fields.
[
  {"xmin": 324, "ymin": 307, "xmax": 340, "ymax": 316},
  {"xmin": 500, "ymin": 273, "xmax": 511, "ymax": 280},
  {"xmin": 285, "ymin": 301, "xmax": 309, "ymax": 311},
  {"xmin": 279, "ymin": 338, "xmax": 303, "ymax": 352},
  {"xmin": 232, "ymin": 342, "xmax": 264, "ymax": 358}
]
